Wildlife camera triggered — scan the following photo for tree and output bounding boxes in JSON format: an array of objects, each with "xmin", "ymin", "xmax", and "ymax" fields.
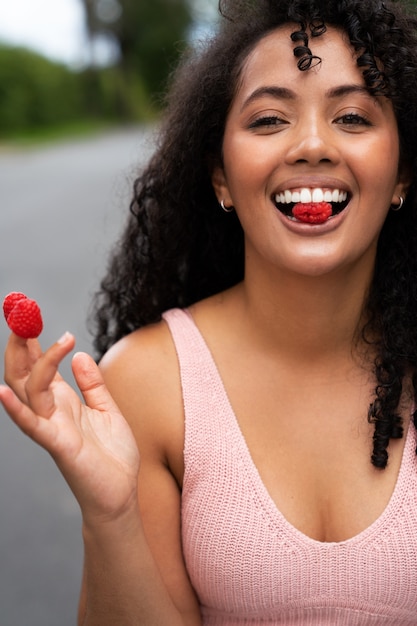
[{"xmin": 81, "ymin": 0, "xmax": 193, "ymax": 102}]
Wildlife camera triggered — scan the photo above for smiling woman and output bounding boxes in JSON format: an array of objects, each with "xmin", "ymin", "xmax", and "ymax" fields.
[
  {"xmin": 2, "ymin": 1, "xmax": 417, "ymax": 625},
  {"xmin": 212, "ymin": 25, "xmax": 405, "ymax": 280}
]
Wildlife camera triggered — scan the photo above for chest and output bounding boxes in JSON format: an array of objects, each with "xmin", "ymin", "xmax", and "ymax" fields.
[
  {"xmin": 180, "ymin": 363, "xmax": 417, "ymax": 621},
  {"xmin": 216, "ymin": 359, "xmax": 411, "ymax": 543},
  {"xmin": 164, "ymin": 308, "xmax": 417, "ymax": 621}
]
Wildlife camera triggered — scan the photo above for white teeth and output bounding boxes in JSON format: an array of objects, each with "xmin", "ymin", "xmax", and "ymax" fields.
[
  {"xmin": 300, "ymin": 188, "xmax": 311, "ymax": 203},
  {"xmin": 312, "ymin": 188, "xmax": 324, "ymax": 203},
  {"xmin": 275, "ymin": 188, "xmax": 348, "ymax": 205}
]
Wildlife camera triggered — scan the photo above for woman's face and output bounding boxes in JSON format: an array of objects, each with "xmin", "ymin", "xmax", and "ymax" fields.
[{"xmin": 212, "ymin": 25, "xmax": 409, "ymax": 279}]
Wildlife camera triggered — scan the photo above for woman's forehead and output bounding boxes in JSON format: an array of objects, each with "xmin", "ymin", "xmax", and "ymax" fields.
[{"xmin": 237, "ymin": 24, "xmax": 360, "ymax": 92}]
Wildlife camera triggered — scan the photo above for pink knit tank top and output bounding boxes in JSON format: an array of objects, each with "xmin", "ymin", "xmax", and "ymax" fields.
[{"xmin": 163, "ymin": 308, "xmax": 417, "ymax": 625}]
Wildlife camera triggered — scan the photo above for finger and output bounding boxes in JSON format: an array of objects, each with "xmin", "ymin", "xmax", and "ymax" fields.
[
  {"xmin": 71, "ymin": 352, "xmax": 122, "ymax": 414},
  {"xmin": 4, "ymin": 334, "xmax": 43, "ymax": 401},
  {"xmin": 24, "ymin": 332, "xmax": 76, "ymax": 418},
  {"xmin": 0, "ymin": 385, "xmax": 55, "ymax": 450}
]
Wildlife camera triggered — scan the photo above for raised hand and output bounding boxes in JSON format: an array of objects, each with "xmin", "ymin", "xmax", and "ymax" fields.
[{"xmin": 0, "ymin": 331, "xmax": 140, "ymax": 524}]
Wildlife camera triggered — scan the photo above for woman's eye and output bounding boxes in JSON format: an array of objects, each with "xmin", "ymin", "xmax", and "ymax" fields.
[
  {"xmin": 248, "ymin": 116, "xmax": 287, "ymax": 129},
  {"xmin": 335, "ymin": 113, "xmax": 372, "ymax": 127}
]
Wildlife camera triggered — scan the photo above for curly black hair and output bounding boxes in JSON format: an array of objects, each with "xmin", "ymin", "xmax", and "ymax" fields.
[{"xmin": 91, "ymin": 0, "xmax": 417, "ymax": 468}]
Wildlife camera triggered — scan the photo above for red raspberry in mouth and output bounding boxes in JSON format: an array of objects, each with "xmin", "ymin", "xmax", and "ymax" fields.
[
  {"xmin": 3, "ymin": 292, "xmax": 43, "ymax": 338},
  {"xmin": 292, "ymin": 201, "xmax": 332, "ymax": 224}
]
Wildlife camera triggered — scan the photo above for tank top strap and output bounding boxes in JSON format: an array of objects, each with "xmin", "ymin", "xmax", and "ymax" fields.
[
  {"xmin": 162, "ymin": 307, "xmax": 226, "ymax": 411},
  {"xmin": 162, "ymin": 307, "xmax": 238, "ymax": 469}
]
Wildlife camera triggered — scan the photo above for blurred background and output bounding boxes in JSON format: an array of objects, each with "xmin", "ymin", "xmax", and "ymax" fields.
[
  {"xmin": 0, "ymin": 1, "xmax": 218, "ymax": 624},
  {"xmin": 0, "ymin": 0, "xmax": 219, "ymax": 139}
]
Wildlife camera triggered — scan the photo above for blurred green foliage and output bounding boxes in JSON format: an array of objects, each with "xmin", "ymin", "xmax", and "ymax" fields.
[
  {"xmin": 0, "ymin": 46, "xmax": 81, "ymax": 136},
  {"xmin": 83, "ymin": 0, "xmax": 193, "ymax": 98},
  {"xmin": 0, "ymin": 44, "xmax": 154, "ymax": 139},
  {"xmin": 0, "ymin": 0, "xmax": 197, "ymax": 140}
]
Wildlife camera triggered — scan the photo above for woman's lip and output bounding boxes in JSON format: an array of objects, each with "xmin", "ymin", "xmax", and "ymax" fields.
[{"xmin": 273, "ymin": 177, "xmax": 351, "ymax": 196}]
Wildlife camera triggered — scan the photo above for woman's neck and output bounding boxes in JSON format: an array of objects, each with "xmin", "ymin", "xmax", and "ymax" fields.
[{"xmin": 237, "ymin": 263, "xmax": 373, "ymax": 364}]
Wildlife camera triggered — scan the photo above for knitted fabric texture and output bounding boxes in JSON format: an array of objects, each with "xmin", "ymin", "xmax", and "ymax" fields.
[{"xmin": 163, "ymin": 308, "xmax": 417, "ymax": 625}]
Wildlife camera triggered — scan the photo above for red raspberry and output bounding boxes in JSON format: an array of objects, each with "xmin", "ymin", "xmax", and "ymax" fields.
[
  {"xmin": 3, "ymin": 291, "xmax": 28, "ymax": 319},
  {"xmin": 3, "ymin": 292, "xmax": 43, "ymax": 338},
  {"xmin": 292, "ymin": 201, "xmax": 332, "ymax": 224}
]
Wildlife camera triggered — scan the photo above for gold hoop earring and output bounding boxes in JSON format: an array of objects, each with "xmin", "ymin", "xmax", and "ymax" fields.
[
  {"xmin": 220, "ymin": 200, "xmax": 234, "ymax": 213},
  {"xmin": 391, "ymin": 196, "xmax": 404, "ymax": 211}
]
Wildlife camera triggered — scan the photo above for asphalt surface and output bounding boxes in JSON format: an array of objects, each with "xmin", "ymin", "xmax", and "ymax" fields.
[{"xmin": 0, "ymin": 126, "xmax": 156, "ymax": 626}]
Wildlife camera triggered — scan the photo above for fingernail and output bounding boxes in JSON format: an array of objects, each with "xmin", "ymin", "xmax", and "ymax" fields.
[{"xmin": 57, "ymin": 331, "xmax": 71, "ymax": 344}]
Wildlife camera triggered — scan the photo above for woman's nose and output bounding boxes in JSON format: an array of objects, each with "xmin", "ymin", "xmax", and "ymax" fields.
[{"xmin": 285, "ymin": 117, "xmax": 340, "ymax": 166}]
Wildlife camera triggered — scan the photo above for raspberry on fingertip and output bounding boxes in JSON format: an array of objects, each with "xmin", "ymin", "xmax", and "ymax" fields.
[{"xmin": 3, "ymin": 292, "xmax": 43, "ymax": 339}]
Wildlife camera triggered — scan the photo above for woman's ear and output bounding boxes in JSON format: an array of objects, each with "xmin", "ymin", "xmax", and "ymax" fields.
[
  {"xmin": 211, "ymin": 166, "xmax": 233, "ymax": 206},
  {"xmin": 393, "ymin": 162, "xmax": 412, "ymax": 203}
]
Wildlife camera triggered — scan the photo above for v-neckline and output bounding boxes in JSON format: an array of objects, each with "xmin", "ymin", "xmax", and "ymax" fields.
[{"xmin": 183, "ymin": 308, "xmax": 416, "ymax": 547}]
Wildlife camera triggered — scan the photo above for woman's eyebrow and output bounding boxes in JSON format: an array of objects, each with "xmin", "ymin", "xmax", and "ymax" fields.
[
  {"xmin": 240, "ymin": 86, "xmax": 295, "ymax": 111},
  {"xmin": 326, "ymin": 84, "xmax": 373, "ymax": 99},
  {"xmin": 240, "ymin": 83, "xmax": 375, "ymax": 112}
]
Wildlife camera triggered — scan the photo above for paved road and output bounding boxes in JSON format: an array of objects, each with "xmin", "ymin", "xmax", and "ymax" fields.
[{"xmin": 0, "ymin": 127, "xmax": 156, "ymax": 626}]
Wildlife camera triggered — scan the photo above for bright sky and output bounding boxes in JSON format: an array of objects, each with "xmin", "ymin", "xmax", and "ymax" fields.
[{"xmin": 0, "ymin": 0, "xmax": 91, "ymax": 67}]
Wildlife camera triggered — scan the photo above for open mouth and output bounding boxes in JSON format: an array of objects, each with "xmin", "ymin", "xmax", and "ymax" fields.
[{"xmin": 274, "ymin": 188, "xmax": 350, "ymax": 224}]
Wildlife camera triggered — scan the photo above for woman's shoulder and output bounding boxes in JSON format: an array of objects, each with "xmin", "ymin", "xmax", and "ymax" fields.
[
  {"xmin": 98, "ymin": 287, "xmax": 241, "ymax": 416},
  {"xmin": 98, "ymin": 317, "xmax": 184, "ymax": 468},
  {"xmin": 99, "ymin": 316, "xmax": 178, "ymax": 391}
]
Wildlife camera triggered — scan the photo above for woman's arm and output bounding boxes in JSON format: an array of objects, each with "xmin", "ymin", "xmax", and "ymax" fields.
[
  {"xmin": 79, "ymin": 496, "xmax": 189, "ymax": 626},
  {"xmin": 78, "ymin": 459, "xmax": 201, "ymax": 626},
  {"xmin": 80, "ymin": 321, "xmax": 202, "ymax": 624},
  {"xmin": 0, "ymin": 328, "xmax": 201, "ymax": 625}
]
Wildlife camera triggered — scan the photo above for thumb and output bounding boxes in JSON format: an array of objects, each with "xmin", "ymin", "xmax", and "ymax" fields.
[{"xmin": 71, "ymin": 352, "xmax": 120, "ymax": 414}]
